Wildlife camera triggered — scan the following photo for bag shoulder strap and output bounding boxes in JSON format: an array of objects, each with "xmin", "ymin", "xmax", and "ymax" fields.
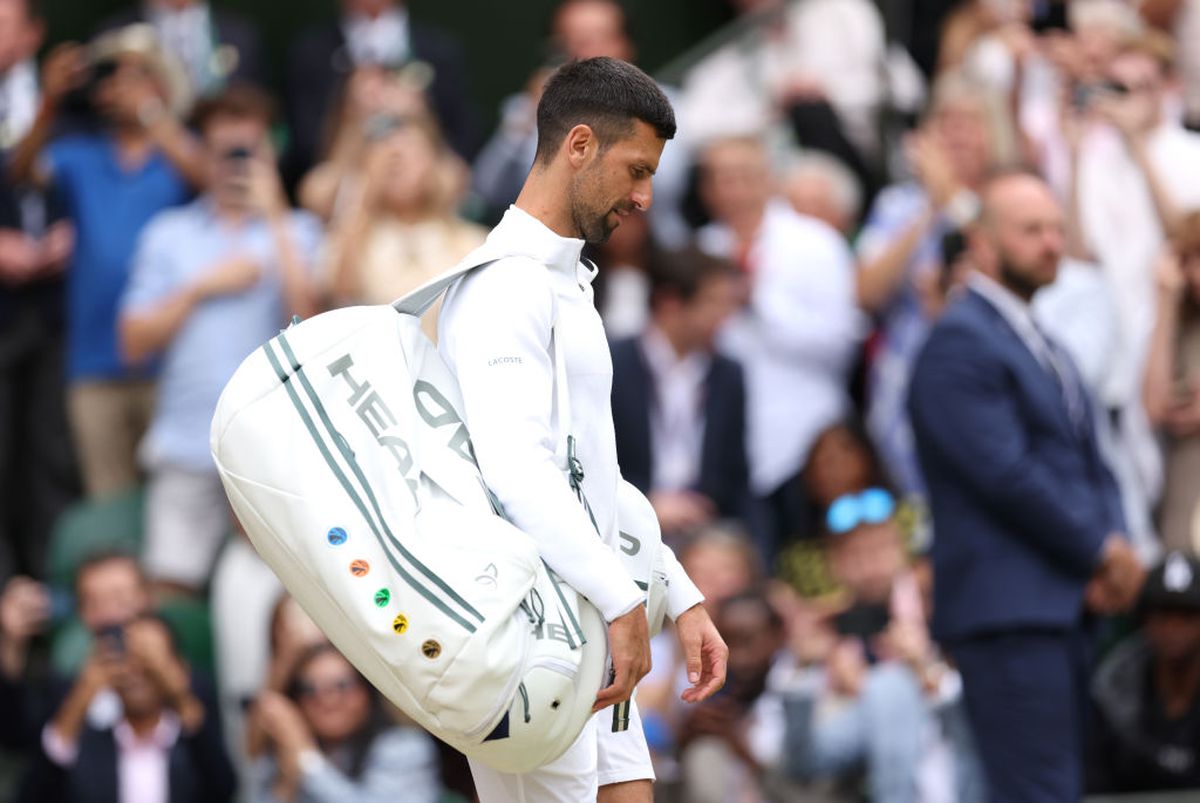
[{"xmin": 391, "ymin": 257, "xmax": 502, "ymax": 317}]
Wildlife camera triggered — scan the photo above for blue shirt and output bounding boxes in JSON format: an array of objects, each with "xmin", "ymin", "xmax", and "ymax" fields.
[
  {"xmin": 47, "ymin": 133, "xmax": 191, "ymax": 381},
  {"xmin": 855, "ymin": 182, "xmax": 951, "ymax": 497},
  {"xmin": 120, "ymin": 198, "xmax": 323, "ymax": 471}
]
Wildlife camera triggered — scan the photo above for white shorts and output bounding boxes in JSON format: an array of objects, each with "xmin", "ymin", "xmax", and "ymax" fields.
[
  {"xmin": 143, "ymin": 467, "xmax": 230, "ymax": 587},
  {"xmin": 469, "ymin": 700, "xmax": 655, "ymax": 803}
]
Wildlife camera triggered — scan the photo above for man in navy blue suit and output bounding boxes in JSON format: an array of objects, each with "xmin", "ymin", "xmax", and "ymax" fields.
[{"xmin": 908, "ymin": 171, "xmax": 1145, "ymax": 803}]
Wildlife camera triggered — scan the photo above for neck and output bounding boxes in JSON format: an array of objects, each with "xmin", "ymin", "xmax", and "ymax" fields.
[
  {"xmin": 727, "ymin": 205, "xmax": 766, "ymax": 246},
  {"xmin": 1153, "ymin": 652, "xmax": 1200, "ymax": 716},
  {"xmin": 113, "ymin": 123, "xmax": 151, "ymax": 150},
  {"xmin": 653, "ymin": 318, "xmax": 696, "ymax": 358},
  {"xmin": 125, "ymin": 710, "xmax": 163, "ymax": 739},
  {"xmin": 515, "ymin": 169, "xmax": 582, "ymax": 240}
]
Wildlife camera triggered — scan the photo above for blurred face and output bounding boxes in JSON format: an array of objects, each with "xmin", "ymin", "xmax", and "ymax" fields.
[
  {"xmin": 1075, "ymin": 25, "xmax": 1124, "ymax": 83},
  {"xmin": 719, "ymin": 599, "xmax": 781, "ymax": 698},
  {"xmin": 699, "ymin": 140, "xmax": 771, "ymax": 227},
  {"xmin": 342, "ymin": 0, "xmax": 394, "ymax": 18},
  {"xmin": 805, "ymin": 426, "xmax": 875, "ymax": 506},
  {"xmin": 683, "ymin": 542, "xmax": 753, "ymax": 615},
  {"xmin": 1145, "ymin": 609, "xmax": 1200, "ymax": 666},
  {"xmin": 678, "ymin": 273, "xmax": 741, "ymax": 351},
  {"xmin": 109, "ymin": 620, "xmax": 172, "ymax": 719},
  {"xmin": 977, "ymin": 176, "xmax": 1064, "ymax": 299},
  {"xmin": 784, "ymin": 170, "xmax": 851, "ymax": 235},
  {"xmin": 77, "ymin": 558, "xmax": 150, "ymax": 633},
  {"xmin": 827, "ymin": 522, "xmax": 905, "ymax": 605},
  {"xmin": 927, "ymin": 98, "xmax": 991, "ymax": 186},
  {"xmin": 567, "ymin": 119, "xmax": 663, "ymax": 243},
  {"xmin": 375, "ymin": 121, "xmax": 441, "ymax": 214},
  {"xmin": 554, "ymin": 0, "xmax": 633, "ymax": 62},
  {"xmin": 204, "ymin": 115, "xmax": 269, "ymax": 208},
  {"xmin": 295, "ymin": 651, "xmax": 371, "ymax": 743},
  {"xmin": 0, "ymin": 0, "xmax": 41, "ymax": 73},
  {"xmin": 91, "ymin": 53, "xmax": 167, "ymax": 125},
  {"xmin": 1108, "ymin": 51, "xmax": 1166, "ymax": 128}
]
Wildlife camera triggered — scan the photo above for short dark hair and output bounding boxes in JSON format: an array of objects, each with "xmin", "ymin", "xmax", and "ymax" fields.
[
  {"xmin": 648, "ymin": 247, "xmax": 737, "ymax": 309},
  {"xmin": 190, "ymin": 82, "xmax": 277, "ymax": 134},
  {"xmin": 534, "ymin": 56, "xmax": 675, "ymax": 164}
]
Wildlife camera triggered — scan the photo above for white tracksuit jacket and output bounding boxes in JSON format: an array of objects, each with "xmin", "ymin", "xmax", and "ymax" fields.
[{"xmin": 438, "ymin": 206, "xmax": 702, "ymax": 623}]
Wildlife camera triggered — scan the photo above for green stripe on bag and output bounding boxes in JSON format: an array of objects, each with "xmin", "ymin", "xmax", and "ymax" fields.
[
  {"xmin": 277, "ymin": 333, "xmax": 485, "ymax": 625},
  {"xmin": 263, "ymin": 340, "xmax": 477, "ymax": 634}
]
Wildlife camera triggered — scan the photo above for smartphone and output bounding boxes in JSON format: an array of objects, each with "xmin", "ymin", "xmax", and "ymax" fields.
[{"xmin": 97, "ymin": 623, "xmax": 125, "ymax": 656}]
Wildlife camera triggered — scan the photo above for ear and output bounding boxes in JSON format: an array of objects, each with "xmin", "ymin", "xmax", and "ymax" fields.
[{"xmin": 562, "ymin": 124, "xmax": 598, "ymax": 170}]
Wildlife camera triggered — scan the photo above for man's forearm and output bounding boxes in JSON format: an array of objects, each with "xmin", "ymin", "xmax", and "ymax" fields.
[{"xmin": 119, "ymin": 286, "xmax": 200, "ymax": 364}]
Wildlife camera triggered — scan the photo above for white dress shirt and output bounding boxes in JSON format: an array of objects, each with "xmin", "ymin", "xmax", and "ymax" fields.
[
  {"xmin": 640, "ymin": 325, "xmax": 710, "ymax": 493},
  {"xmin": 342, "ymin": 7, "xmax": 410, "ymax": 66},
  {"xmin": 700, "ymin": 200, "xmax": 864, "ymax": 494},
  {"xmin": 1078, "ymin": 123, "xmax": 1200, "ymax": 407},
  {"xmin": 438, "ymin": 206, "xmax": 702, "ymax": 622},
  {"xmin": 0, "ymin": 59, "xmax": 38, "ymax": 150},
  {"xmin": 43, "ymin": 712, "xmax": 181, "ymax": 803}
]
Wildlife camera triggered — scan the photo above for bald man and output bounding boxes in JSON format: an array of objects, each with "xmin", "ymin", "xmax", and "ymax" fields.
[{"xmin": 907, "ymin": 172, "xmax": 1144, "ymax": 803}]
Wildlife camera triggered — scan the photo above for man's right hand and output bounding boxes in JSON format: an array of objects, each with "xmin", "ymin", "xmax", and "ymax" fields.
[
  {"xmin": 593, "ymin": 605, "xmax": 651, "ymax": 713},
  {"xmin": 1086, "ymin": 534, "xmax": 1145, "ymax": 615},
  {"xmin": 192, "ymin": 256, "xmax": 261, "ymax": 301},
  {"xmin": 40, "ymin": 43, "xmax": 87, "ymax": 108}
]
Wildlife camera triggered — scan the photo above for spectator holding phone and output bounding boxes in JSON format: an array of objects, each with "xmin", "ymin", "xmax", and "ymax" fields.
[
  {"xmin": 778, "ymin": 490, "xmax": 983, "ymax": 803},
  {"xmin": 246, "ymin": 641, "xmax": 440, "ymax": 803},
  {"xmin": 117, "ymin": 83, "xmax": 320, "ymax": 600},
  {"xmin": 27, "ymin": 614, "xmax": 235, "ymax": 803},
  {"xmin": 7, "ymin": 24, "xmax": 202, "ymax": 499},
  {"xmin": 1144, "ymin": 211, "xmax": 1200, "ymax": 552},
  {"xmin": 0, "ymin": 552, "xmax": 152, "ymax": 749},
  {"xmin": 319, "ymin": 108, "xmax": 483, "ymax": 330}
]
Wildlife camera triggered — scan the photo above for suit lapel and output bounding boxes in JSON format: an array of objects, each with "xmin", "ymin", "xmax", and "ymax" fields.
[{"xmin": 965, "ymin": 290, "xmax": 1085, "ymax": 440}]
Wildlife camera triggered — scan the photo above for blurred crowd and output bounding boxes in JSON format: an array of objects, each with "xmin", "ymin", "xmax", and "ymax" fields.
[{"xmin": 0, "ymin": 0, "xmax": 1200, "ymax": 801}]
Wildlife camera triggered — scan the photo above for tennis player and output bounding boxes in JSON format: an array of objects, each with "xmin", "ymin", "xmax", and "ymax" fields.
[{"xmin": 438, "ymin": 57, "xmax": 728, "ymax": 802}]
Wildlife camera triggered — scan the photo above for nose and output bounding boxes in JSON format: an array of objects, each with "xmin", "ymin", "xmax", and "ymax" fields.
[{"xmin": 631, "ymin": 178, "xmax": 653, "ymax": 212}]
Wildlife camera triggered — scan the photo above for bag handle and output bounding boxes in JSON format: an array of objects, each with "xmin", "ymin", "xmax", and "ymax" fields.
[{"xmin": 391, "ymin": 258, "xmax": 500, "ymax": 317}]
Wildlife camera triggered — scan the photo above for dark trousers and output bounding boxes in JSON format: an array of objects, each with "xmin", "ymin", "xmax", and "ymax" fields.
[
  {"xmin": 948, "ymin": 628, "xmax": 1094, "ymax": 803},
  {"xmin": 0, "ymin": 307, "xmax": 78, "ymax": 580}
]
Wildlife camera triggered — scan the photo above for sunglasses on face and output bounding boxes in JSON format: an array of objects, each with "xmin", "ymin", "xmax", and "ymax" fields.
[
  {"xmin": 826, "ymin": 488, "xmax": 896, "ymax": 534},
  {"xmin": 296, "ymin": 675, "xmax": 359, "ymax": 700}
]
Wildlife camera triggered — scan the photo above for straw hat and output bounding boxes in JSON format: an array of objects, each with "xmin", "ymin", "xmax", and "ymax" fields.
[{"xmin": 87, "ymin": 23, "xmax": 194, "ymax": 118}]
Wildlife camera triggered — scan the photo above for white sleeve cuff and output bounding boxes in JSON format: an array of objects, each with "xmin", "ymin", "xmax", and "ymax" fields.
[
  {"xmin": 661, "ymin": 544, "xmax": 704, "ymax": 620},
  {"xmin": 41, "ymin": 723, "xmax": 79, "ymax": 767}
]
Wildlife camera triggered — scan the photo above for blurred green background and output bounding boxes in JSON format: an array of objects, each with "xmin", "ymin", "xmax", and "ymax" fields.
[{"xmin": 40, "ymin": 0, "xmax": 735, "ymax": 129}]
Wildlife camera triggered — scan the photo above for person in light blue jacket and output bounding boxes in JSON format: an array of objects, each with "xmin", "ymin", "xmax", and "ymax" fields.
[{"xmin": 247, "ymin": 642, "xmax": 441, "ymax": 803}]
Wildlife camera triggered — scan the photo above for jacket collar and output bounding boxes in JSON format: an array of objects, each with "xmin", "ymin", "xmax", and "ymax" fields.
[{"xmin": 487, "ymin": 205, "xmax": 590, "ymax": 283}]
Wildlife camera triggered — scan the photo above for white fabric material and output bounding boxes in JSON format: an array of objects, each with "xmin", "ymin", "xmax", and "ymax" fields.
[
  {"xmin": 439, "ymin": 206, "xmax": 702, "ymax": 621},
  {"xmin": 342, "ymin": 7, "xmax": 409, "ymax": 66},
  {"xmin": 43, "ymin": 714, "xmax": 181, "ymax": 803},
  {"xmin": 679, "ymin": 0, "xmax": 887, "ymax": 155},
  {"xmin": 599, "ymin": 266, "xmax": 651, "ymax": 340},
  {"xmin": 701, "ymin": 200, "xmax": 864, "ymax": 493},
  {"xmin": 0, "ymin": 59, "xmax": 38, "ymax": 149},
  {"xmin": 210, "ymin": 535, "xmax": 283, "ymax": 783},
  {"xmin": 641, "ymin": 326, "xmax": 709, "ymax": 493},
  {"xmin": 1035, "ymin": 262, "xmax": 1163, "ymax": 564},
  {"xmin": 1078, "ymin": 123, "xmax": 1200, "ymax": 407},
  {"xmin": 468, "ymin": 701, "xmax": 654, "ymax": 803},
  {"xmin": 143, "ymin": 465, "xmax": 229, "ymax": 586},
  {"xmin": 211, "ymin": 277, "xmax": 608, "ymax": 773}
]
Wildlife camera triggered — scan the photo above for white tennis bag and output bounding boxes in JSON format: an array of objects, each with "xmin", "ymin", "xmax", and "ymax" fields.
[{"xmin": 210, "ymin": 259, "xmax": 666, "ymax": 773}]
